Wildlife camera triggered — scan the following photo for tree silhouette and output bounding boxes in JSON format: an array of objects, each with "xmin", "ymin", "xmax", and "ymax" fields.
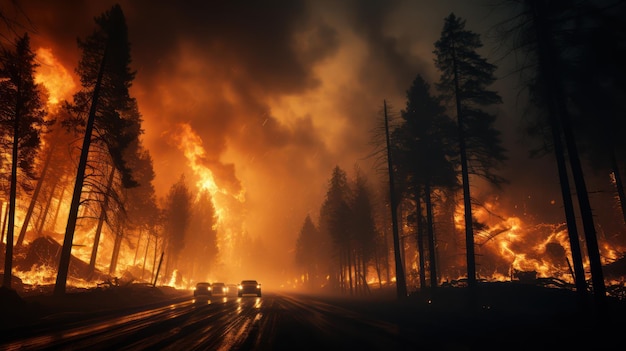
[
  {"xmin": 349, "ymin": 166, "xmax": 378, "ymax": 295},
  {"xmin": 162, "ymin": 174, "xmax": 193, "ymax": 283},
  {"xmin": 54, "ymin": 4, "xmax": 138, "ymax": 295},
  {"xmin": 0, "ymin": 33, "xmax": 47, "ymax": 288},
  {"xmin": 319, "ymin": 166, "xmax": 352, "ymax": 293},
  {"xmin": 393, "ymin": 74, "xmax": 458, "ymax": 289},
  {"xmin": 434, "ymin": 13, "xmax": 506, "ymax": 288},
  {"xmin": 295, "ymin": 214, "xmax": 320, "ymax": 290}
]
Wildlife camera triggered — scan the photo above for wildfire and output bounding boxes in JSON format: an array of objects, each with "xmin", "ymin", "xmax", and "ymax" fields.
[
  {"xmin": 34, "ymin": 47, "xmax": 76, "ymax": 109},
  {"xmin": 171, "ymin": 123, "xmax": 246, "ymax": 264},
  {"xmin": 449, "ymin": 197, "xmax": 581, "ymax": 282}
]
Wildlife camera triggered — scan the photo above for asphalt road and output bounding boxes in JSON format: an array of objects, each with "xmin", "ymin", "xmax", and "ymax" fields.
[
  {"xmin": 0, "ymin": 292, "xmax": 422, "ymax": 351},
  {"xmin": 0, "ymin": 287, "xmax": 623, "ymax": 351}
]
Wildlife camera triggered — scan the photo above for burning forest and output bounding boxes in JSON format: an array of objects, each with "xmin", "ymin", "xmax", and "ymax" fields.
[{"xmin": 0, "ymin": 0, "xmax": 625, "ymax": 316}]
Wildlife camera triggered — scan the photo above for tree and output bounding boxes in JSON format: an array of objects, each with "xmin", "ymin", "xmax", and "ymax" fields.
[
  {"xmin": 381, "ymin": 101, "xmax": 407, "ymax": 298},
  {"xmin": 162, "ymin": 174, "xmax": 193, "ymax": 283},
  {"xmin": 526, "ymin": 0, "xmax": 607, "ymax": 310},
  {"xmin": 493, "ymin": 0, "xmax": 614, "ymax": 311},
  {"xmin": 0, "ymin": 33, "xmax": 47, "ymax": 288},
  {"xmin": 393, "ymin": 75, "xmax": 458, "ymax": 289},
  {"xmin": 318, "ymin": 166, "xmax": 352, "ymax": 293},
  {"xmin": 54, "ymin": 4, "xmax": 138, "ymax": 295},
  {"xmin": 295, "ymin": 214, "xmax": 320, "ymax": 290},
  {"xmin": 349, "ymin": 166, "xmax": 378, "ymax": 295},
  {"xmin": 434, "ymin": 13, "xmax": 507, "ymax": 288},
  {"xmin": 186, "ymin": 189, "xmax": 218, "ymax": 283}
]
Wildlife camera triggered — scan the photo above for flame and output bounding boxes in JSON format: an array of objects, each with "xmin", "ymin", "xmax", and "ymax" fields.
[
  {"xmin": 171, "ymin": 123, "xmax": 246, "ymax": 268},
  {"xmin": 444, "ymin": 195, "xmax": 626, "ymax": 284},
  {"xmin": 34, "ymin": 47, "xmax": 76, "ymax": 109}
]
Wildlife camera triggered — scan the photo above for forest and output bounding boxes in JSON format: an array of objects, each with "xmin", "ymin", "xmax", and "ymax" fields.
[
  {"xmin": 0, "ymin": 4, "xmax": 226, "ymax": 296},
  {"xmin": 0, "ymin": 1, "xmax": 624, "ymax": 317},
  {"xmin": 293, "ymin": 0, "xmax": 626, "ymax": 313}
]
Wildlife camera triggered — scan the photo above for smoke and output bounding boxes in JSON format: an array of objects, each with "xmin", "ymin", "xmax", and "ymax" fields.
[{"xmin": 7, "ymin": 0, "xmax": 623, "ymax": 286}]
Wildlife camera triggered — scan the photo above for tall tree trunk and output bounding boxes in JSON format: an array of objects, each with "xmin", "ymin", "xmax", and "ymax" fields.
[
  {"xmin": 88, "ymin": 168, "xmax": 116, "ymax": 275},
  {"xmin": 151, "ymin": 237, "xmax": 158, "ymax": 283},
  {"xmin": 54, "ymin": 43, "xmax": 108, "ymax": 296},
  {"xmin": 384, "ymin": 100, "xmax": 407, "ymax": 298},
  {"xmin": 530, "ymin": 0, "xmax": 595, "ymax": 309},
  {"xmin": 36, "ymin": 177, "xmax": 59, "ymax": 235},
  {"xmin": 1, "ymin": 202, "xmax": 6, "ymax": 243},
  {"xmin": 425, "ymin": 182, "xmax": 437, "ymax": 289},
  {"xmin": 415, "ymin": 187, "xmax": 426, "ymax": 289},
  {"xmin": 141, "ymin": 234, "xmax": 150, "ymax": 281},
  {"xmin": 133, "ymin": 229, "xmax": 143, "ymax": 266},
  {"xmin": 50, "ymin": 185, "xmax": 66, "ymax": 232},
  {"xmin": 16, "ymin": 144, "xmax": 54, "ymax": 247},
  {"xmin": 109, "ymin": 224, "xmax": 123, "ymax": 275},
  {"xmin": 3, "ymin": 87, "xmax": 21, "ymax": 288},
  {"xmin": 451, "ymin": 46, "xmax": 476, "ymax": 288},
  {"xmin": 558, "ymin": 97, "xmax": 607, "ymax": 308}
]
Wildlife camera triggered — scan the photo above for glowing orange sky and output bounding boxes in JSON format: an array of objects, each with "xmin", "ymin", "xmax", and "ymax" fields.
[{"xmin": 3, "ymin": 0, "xmax": 625, "ymax": 285}]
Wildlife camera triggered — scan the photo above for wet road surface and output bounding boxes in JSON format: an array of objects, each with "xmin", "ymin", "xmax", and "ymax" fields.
[
  {"xmin": 0, "ymin": 292, "xmax": 419, "ymax": 351},
  {"xmin": 2, "ymin": 287, "xmax": 623, "ymax": 351}
]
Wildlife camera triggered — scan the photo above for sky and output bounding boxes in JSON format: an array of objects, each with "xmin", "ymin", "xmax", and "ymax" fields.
[{"xmin": 2, "ymin": 0, "xmax": 624, "ymax": 285}]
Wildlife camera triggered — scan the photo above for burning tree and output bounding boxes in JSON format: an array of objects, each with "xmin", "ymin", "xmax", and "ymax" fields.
[{"xmin": 0, "ymin": 33, "xmax": 48, "ymax": 289}]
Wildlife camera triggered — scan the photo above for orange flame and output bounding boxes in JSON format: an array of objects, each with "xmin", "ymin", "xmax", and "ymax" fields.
[
  {"xmin": 172, "ymin": 123, "xmax": 246, "ymax": 266},
  {"xmin": 34, "ymin": 47, "xmax": 76, "ymax": 109}
]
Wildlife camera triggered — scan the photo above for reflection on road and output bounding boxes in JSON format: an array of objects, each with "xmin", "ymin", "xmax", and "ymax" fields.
[
  {"xmin": 1, "ymin": 295, "xmax": 268, "ymax": 351},
  {"xmin": 0, "ymin": 292, "xmax": 416, "ymax": 350}
]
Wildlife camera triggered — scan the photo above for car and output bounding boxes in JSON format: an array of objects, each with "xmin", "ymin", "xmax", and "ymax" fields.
[
  {"xmin": 193, "ymin": 282, "xmax": 211, "ymax": 298},
  {"xmin": 226, "ymin": 283, "xmax": 238, "ymax": 297},
  {"xmin": 211, "ymin": 282, "xmax": 227, "ymax": 297},
  {"xmin": 238, "ymin": 280, "xmax": 262, "ymax": 297}
]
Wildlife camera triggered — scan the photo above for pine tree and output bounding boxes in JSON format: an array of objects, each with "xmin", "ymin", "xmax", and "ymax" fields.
[
  {"xmin": 0, "ymin": 33, "xmax": 48, "ymax": 288},
  {"xmin": 319, "ymin": 166, "xmax": 351, "ymax": 293},
  {"xmin": 349, "ymin": 166, "xmax": 378, "ymax": 295},
  {"xmin": 394, "ymin": 74, "xmax": 457, "ymax": 289},
  {"xmin": 54, "ymin": 4, "xmax": 138, "ymax": 295},
  {"xmin": 434, "ymin": 13, "xmax": 506, "ymax": 288},
  {"xmin": 295, "ymin": 214, "xmax": 320, "ymax": 290},
  {"xmin": 163, "ymin": 174, "xmax": 193, "ymax": 282}
]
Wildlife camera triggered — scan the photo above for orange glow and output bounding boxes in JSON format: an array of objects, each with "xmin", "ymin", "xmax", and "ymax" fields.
[
  {"xmin": 34, "ymin": 48, "xmax": 76, "ymax": 109},
  {"xmin": 171, "ymin": 123, "xmax": 246, "ymax": 266},
  {"xmin": 443, "ymin": 195, "xmax": 626, "ymax": 284}
]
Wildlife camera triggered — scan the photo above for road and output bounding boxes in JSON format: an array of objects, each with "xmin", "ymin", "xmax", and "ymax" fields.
[
  {"xmin": 0, "ymin": 292, "xmax": 421, "ymax": 351},
  {"xmin": 1, "ymin": 287, "xmax": 622, "ymax": 351}
]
